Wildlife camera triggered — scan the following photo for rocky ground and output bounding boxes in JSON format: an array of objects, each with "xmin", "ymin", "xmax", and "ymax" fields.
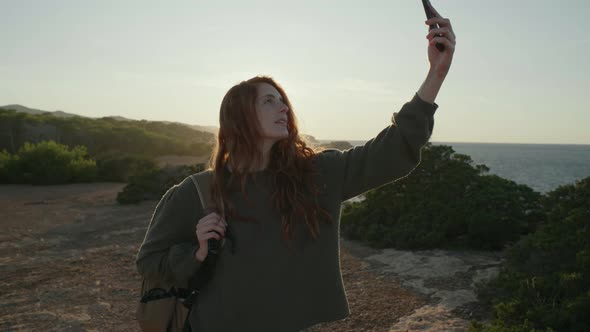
[{"xmin": 0, "ymin": 183, "xmax": 501, "ymax": 332}]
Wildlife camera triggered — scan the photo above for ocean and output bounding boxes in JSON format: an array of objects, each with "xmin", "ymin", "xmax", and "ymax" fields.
[{"xmin": 319, "ymin": 140, "xmax": 590, "ymax": 195}]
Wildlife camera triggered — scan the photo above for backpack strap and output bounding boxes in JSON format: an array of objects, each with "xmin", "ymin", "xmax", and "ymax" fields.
[
  {"xmin": 189, "ymin": 170, "xmax": 225, "ymax": 217},
  {"xmin": 189, "ymin": 170, "xmax": 227, "ymax": 250}
]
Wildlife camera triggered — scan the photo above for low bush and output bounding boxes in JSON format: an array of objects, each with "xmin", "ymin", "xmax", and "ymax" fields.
[
  {"xmin": 471, "ymin": 176, "xmax": 590, "ymax": 332},
  {"xmin": 117, "ymin": 163, "xmax": 207, "ymax": 204},
  {"xmin": 0, "ymin": 141, "xmax": 97, "ymax": 184},
  {"xmin": 96, "ymin": 154, "xmax": 158, "ymax": 182},
  {"xmin": 341, "ymin": 143, "xmax": 544, "ymax": 250}
]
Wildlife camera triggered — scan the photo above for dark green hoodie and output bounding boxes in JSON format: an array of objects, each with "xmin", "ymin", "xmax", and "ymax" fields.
[{"xmin": 136, "ymin": 93, "xmax": 438, "ymax": 331}]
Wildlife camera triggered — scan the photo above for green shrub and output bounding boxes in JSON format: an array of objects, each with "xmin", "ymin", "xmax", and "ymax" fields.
[
  {"xmin": 69, "ymin": 157, "xmax": 98, "ymax": 182},
  {"xmin": 0, "ymin": 149, "xmax": 20, "ymax": 182},
  {"xmin": 468, "ymin": 319, "xmax": 554, "ymax": 332},
  {"xmin": 341, "ymin": 143, "xmax": 544, "ymax": 250},
  {"xmin": 1, "ymin": 141, "xmax": 98, "ymax": 184},
  {"xmin": 96, "ymin": 154, "xmax": 158, "ymax": 182},
  {"xmin": 116, "ymin": 168, "xmax": 162, "ymax": 204},
  {"xmin": 472, "ymin": 176, "xmax": 590, "ymax": 332},
  {"xmin": 117, "ymin": 163, "xmax": 206, "ymax": 204}
]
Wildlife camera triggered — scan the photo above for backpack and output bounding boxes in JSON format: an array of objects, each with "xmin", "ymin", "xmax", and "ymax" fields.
[{"xmin": 136, "ymin": 171, "xmax": 224, "ymax": 332}]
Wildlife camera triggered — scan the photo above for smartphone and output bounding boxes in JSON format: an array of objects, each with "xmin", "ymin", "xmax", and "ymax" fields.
[{"xmin": 421, "ymin": 0, "xmax": 445, "ymax": 52}]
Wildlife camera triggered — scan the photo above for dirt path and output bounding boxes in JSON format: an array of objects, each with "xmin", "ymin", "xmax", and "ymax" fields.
[
  {"xmin": 343, "ymin": 242, "xmax": 503, "ymax": 331},
  {"xmin": 0, "ymin": 183, "xmax": 426, "ymax": 332}
]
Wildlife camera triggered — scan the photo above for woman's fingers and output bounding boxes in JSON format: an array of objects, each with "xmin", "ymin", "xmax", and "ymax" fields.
[
  {"xmin": 199, "ymin": 212, "xmax": 228, "ymax": 226},
  {"xmin": 197, "ymin": 223, "xmax": 226, "ymax": 235},
  {"xmin": 201, "ymin": 212, "xmax": 221, "ymax": 222},
  {"xmin": 426, "ymin": 16, "xmax": 452, "ymax": 29},
  {"xmin": 200, "ymin": 232, "xmax": 222, "ymax": 241},
  {"xmin": 429, "ymin": 36, "xmax": 455, "ymax": 51},
  {"xmin": 427, "ymin": 27, "xmax": 456, "ymax": 43},
  {"xmin": 200, "ymin": 217, "xmax": 226, "ymax": 227},
  {"xmin": 425, "ymin": 1, "xmax": 453, "ymax": 34},
  {"xmin": 196, "ymin": 211, "xmax": 228, "ymax": 243},
  {"xmin": 209, "ymin": 212, "xmax": 227, "ymax": 226}
]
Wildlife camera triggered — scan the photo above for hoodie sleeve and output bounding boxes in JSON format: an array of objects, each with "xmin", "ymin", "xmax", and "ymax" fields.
[
  {"xmin": 317, "ymin": 93, "xmax": 438, "ymax": 202},
  {"xmin": 135, "ymin": 176, "xmax": 203, "ymax": 285}
]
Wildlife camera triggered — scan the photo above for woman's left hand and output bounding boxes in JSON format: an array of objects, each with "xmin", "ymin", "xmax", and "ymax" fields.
[{"xmin": 425, "ymin": 3, "xmax": 456, "ymax": 78}]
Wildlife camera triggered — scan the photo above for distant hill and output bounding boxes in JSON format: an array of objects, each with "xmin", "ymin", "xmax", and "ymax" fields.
[
  {"xmin": 0, "ymin": 105, "xmax": 219, "ymax": 135},
  {"xmin": 317, "ymin": 141, "xmax": 354, "ymax": 150},
  {"xmin": 0, "ymin": 104, "xmax": 82, "ymax": 118},
  {"xmin": 165, "ymin": 122, "xmax": 219, "ymax": 136},
  {"xmin": 0, "ymin": 105, "xmax": 215, "ymax": 157},
  {"xmin": 99, "ymin": 115, "xmax": 134, "ymax": 122},
  {"xmin": 189, "ymin": 125, "xmax": 219, "ymax": 136},
  {"xmin": 0, "ymin": 104, "xmax": 136, "ymax": 121},
  {"xmin": 0, "ymin": 104, "xmax": 340, "ymax": 150}
]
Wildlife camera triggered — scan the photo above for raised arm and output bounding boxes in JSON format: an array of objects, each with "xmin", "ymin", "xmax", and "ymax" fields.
[
  {"xmin": 420, "ymin": 0, "xmax": 456, "ymax": 102},
  {"xmin": 321, "ymin": 1, "xmax": 456, "ymax": 201},
  {"xmin": 318, "ymin": 93, "xmax": 437, "ymax": 202}
]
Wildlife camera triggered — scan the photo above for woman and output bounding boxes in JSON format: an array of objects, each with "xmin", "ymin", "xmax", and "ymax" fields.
[{"xmin": 136, "ymin": 5, "xmax": 455, "ymax": 331}]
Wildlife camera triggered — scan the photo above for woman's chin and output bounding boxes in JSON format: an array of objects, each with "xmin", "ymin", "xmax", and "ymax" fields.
[
  {"xmin": 274, "ymin": 129, "xmax": 289, "ymax": 137},
  {"xmin": 272, "ymin": 134, "xmax": 289, "ymax": 143}
]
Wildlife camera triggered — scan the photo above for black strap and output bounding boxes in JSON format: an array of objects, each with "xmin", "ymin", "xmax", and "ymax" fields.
[
  {"xmin": 183, "ymin": 306, "xmax": 193, "ymax": 332},
  {"xmin": 179, "ymin": 252, "xmax": 220, "ymax": 332},
  {"xmin": 140, "ymin": 287, "xmax": 175, "ymax": 303},
  {"xmin": 188, "ymin": 251, "xmax": 219, "ymax": 298}
]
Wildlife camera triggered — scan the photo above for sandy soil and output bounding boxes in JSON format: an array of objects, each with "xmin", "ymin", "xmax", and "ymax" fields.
[{"xmin": 0, "ymin": 183, "xmax": 426, "ymax": 332}]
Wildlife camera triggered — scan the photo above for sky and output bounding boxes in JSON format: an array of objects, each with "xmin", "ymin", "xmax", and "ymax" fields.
[{"xmin": 1, "ymin": 0, "xmax": 588, "ymax": 145}]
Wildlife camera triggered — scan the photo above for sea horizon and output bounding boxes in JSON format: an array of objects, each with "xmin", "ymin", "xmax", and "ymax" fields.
[{"xmin": 317, "ymin": 139, "xmax": 590, "ymax": 147}]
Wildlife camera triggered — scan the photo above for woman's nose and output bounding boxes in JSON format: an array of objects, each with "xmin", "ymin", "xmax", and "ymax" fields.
[{"xmin": 279, "ymin": 103, "xmax": 289, "ymax": 113}]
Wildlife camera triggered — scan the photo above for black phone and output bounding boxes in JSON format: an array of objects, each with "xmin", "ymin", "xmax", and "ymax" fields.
[{"xmin": 421, "ymin": 0, "xmax": 445, "ymax": 52}]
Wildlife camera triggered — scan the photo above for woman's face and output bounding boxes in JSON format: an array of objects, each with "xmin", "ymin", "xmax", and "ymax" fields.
[{"xmin": 255, "ymin": 83, "xmax": 290, "ymax": 143}]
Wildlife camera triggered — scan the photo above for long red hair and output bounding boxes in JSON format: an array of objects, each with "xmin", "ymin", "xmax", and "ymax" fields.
[{"xmin": 206, "ymin": 76, "xmax": 334, "ymax": 246}]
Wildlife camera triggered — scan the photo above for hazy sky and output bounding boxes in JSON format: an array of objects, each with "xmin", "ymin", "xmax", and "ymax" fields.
[{"xmin": 1, "ymin": 0, "xmax": 588, "ymax": 144}]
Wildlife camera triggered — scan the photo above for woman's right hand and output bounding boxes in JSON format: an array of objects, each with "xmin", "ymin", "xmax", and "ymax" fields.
[{"xmin": 194, "ymin": 211, "xmax": 227, "ymax": 262}]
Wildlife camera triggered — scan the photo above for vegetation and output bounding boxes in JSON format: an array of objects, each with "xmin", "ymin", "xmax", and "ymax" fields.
[
  {"xmin": 95, "ymin": 154, "xmax": 158, "ymax": 182},
  {"xmin": 469, "ymin": 177, "xmax": 590, "ymax": 332},
  {"xmin": 320, "ymin": 141, "xmax": 353, "ymax": 150},
  {"xmin": 0, "ymin": 109, "xmax": 213, "ymax": 183},
  {"xmin": 116, "ymin": 163, "xmax": 206, "ymax": 204},
  {"xmin": 0, "ymin": 108, "xmax": 214, "ymax": 159},
  {"xmin": 341, "ymin": 143, "xmax": 544, "ymax": 250},
  {"xmin": 339, "ymin": 143, "xmax": 589, "ymax": 330},
  {"xmin": 0, "ymin": 141, "xmax": 97, "ymax": 184}
]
